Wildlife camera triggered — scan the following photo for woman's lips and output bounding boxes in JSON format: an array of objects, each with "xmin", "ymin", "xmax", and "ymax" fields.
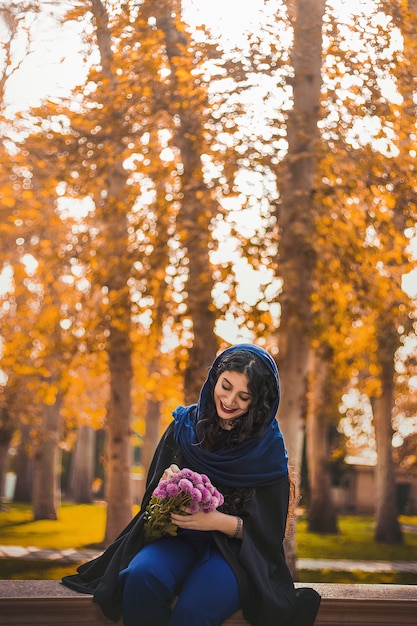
[{"xmin": 220, "ymin": 401, "xmax": 236, "ymax": 414}]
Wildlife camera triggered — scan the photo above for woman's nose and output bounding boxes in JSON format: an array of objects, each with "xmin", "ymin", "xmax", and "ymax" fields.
[{"xmin": 225, "ymin": 392, "xmax": 237, "ymax": 406}]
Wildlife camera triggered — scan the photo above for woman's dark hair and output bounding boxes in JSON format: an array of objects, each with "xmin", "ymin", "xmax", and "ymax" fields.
[{"xmin": 196, "ymin": 350, "xmax": 278, "ymax": 450}]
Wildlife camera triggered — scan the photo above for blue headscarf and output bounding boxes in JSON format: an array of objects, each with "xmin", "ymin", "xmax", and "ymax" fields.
[{"xmin": 173, "ymin": 343, "xmax": 288, "ymax": 487}]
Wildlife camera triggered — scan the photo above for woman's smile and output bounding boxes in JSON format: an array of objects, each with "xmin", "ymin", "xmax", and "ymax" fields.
[{"xmin": 219, "ymin": 400, "xmax": 239, "ymax": 414}]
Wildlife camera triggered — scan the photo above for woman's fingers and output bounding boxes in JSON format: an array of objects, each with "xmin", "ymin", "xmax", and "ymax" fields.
[{"xmin": 161, "ymin": 464, "xmax": 180, "ymax": 480}]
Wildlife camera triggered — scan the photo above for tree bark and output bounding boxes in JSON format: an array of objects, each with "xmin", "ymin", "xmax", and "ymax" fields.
[
  {"xmin": 13, "ymin": 424, "xmax": 33, "ymax": 503},
  {"xmin": 275, "ymin": 0, "xmax": 326, "ymax": 574},
  {"xmin": 156, "ymin": 0, "xmax": 219, "ymax": 403},
  {"xmin": 32, "ymin": 398, "xmax": 62, "ymax": 520},
  {"xmin": 103, "ymin": 321, "xmax": 133, "ymax": 545},
  {"xmin": 306, "ymin": 346, "xmax": 338, "ymax": 533},
  {"xmin": 372, "ymin": 322, "xmax": 402, "ymax": 544},
  {"xmin": 0, "ymin": 408, "xmax": 14, "ymax": 509},
  {"xmin": 142, "ymin": 395, "xmax": 161, "ymax": 485},
  {"xmin": 141, "ymin": 183, "xmax": 174, "ymax": 489},
  {"xmin": 90, "ymin": 0, "xmax": 134, "ymax": 545},
  {"xmin": 68, "ymin": 425, "xmax": 95, "ymax": 503}
]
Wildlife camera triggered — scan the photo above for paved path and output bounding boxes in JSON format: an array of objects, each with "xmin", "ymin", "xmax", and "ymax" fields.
[
  {"xmin": 0, "ymin": 545, "xmax": 101, "ymax": 564},
  {"xmin": 0, "ymin": 545, "xmax": 416, "ymax": 574},
  {"xmin": 298, "ymin": 558, "xmax": 417, "ymax": 573}
]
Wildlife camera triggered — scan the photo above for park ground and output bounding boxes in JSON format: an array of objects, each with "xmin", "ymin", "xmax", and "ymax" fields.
[{"xmin": 0, "ymin": 503, "xmax": 416, "ymax": 584}]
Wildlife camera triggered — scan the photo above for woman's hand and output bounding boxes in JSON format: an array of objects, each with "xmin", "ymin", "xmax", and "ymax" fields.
[
  {"xmin": 171, "ymin": 509, "xmax": 220, "ymax": 532},
  {"xmin": 161, "ymin": 464, "xmax": 180, "ymax": 481},
  {"xmin": 171, "ymin": 509, "xmax": 243, "ymax": 539}
]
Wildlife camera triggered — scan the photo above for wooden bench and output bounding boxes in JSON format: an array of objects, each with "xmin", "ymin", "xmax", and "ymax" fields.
[{"xmin": 0, "ymin": 580, "xmax": 416, "ymax": 625}]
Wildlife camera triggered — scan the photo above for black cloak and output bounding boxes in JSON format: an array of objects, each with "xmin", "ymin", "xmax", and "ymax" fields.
[
  {"xmin": 62, "ymin": 423, "xmax": 296, "ymax": 625},
  {"xmin": 63, "ymin": 345, "xmax": 320, "ymax": 625}
]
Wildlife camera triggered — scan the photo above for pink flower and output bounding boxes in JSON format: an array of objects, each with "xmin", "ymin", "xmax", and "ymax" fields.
[
  {"xmin": 204, "ymin": 496, "xmax": 220, "ymax": 512},
  {"xmin": 180, "ymin": 468, "xmax": 195, "ymax": 480},
  {"xmin": 178, "ymin": 478, "xmax": 194, "ymax": 494},
  {"xmin": 200, "ymin": 487, "xmax": 212, "ymax": 502},
  {"xmin": 191, "ymin": 488, "xmax": 202, "ymax": 502},
  {"xmin": 166, "ymin": 483, "xmax": 180, "ymax": 497},
  {"xmin": 144, "ymin": 467, "xmax": 224, "ymax": 544},
  {"xmin": 153, "ymin": 482, "xmax": 168, "ymax": 498}
]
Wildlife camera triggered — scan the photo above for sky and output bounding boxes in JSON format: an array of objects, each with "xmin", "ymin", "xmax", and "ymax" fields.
[
  {"xmin": 3, "ymin": 0, "xmax": 277, "ymax": 112},
  {"xmin": 3, "ymin": 0, "xmax": 372, "ymax": 110},
  {"xmin": 1, "ymin": 5, "xmax": 85, "ymax": 113}
]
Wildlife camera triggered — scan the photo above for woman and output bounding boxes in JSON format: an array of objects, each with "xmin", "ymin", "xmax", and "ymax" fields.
[{"xmin": 62, "ymin": 343, "xmax": 320, "ymax": 626}]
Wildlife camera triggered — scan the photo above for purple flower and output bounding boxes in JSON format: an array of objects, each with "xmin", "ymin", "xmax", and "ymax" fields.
[
  {"xmin": 153, "ymin": 482, "xmax": 168, "ymax": 498},
  {"xmin": 144, "ymin": 467, "xmax": 224, "ymax": 544},
  {"xmin": 205, "ymin": 496, "xmax": 220, "ymax": 511},
  {"xmin": 180, "ymin": 468, "xmax": 195, "ymax": 480},
  {"xmin": 166, "ymin": 482, "xmax": 180, "ymax": 497},
  {"xmin": 200, "ymin": 487, "xmax": 212, "ymax": 502},
  {"xmin": 178, "ymin": 478, "xmax": 194, "ymax": 494},
  {"xmin": 191, "ymin": 488, "xmax": 202, "ymax": 502}
]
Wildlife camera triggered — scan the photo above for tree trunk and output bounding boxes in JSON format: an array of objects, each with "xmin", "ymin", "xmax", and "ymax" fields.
[
  {"xmin": 142, "ymin": 396, "xmax": 161, "ymax": 483},
  {"xmin": 141, "ymin": 182, "xmax": 174, "ymax": 490},
  {"xmin": 275, "ymin": 0, "xmax": 326, "ymax": 574},
  {"xmin": 280, "ymin": 329, "xmax": 311, "ymax": 576},
  {"xmin": 0, "ymin": 407, "xmax": 14, "ymax": 508},
  {"xmin": 103, "ymin": 322, "xmax": 133, "ymax": 546},
  {"xmin": 32, "ymin": 398, "xmax": 62, "ymax": 520},
  {"xmin": 372, "ymin": 323, "xmax": 402, "ymax": 544},
  {"xmin": 156, "ymin": 0, "xmax": 219, "ymax": 403},
  {"xmin": 90, "ymin": 0, "xmax": 134, "ymax": 545},
  {"xmin": 306, "ymin": 346, "xmax": 338, "ymax": 533},
  {"xmin": 68, "ymin": 425, "xmax": 95, "ymax": 503},
  {"xmin": 0, "ymin": 440, "xmax": 11, "ymax": 507},
  {"xmin": 13, "ymin": 423, "xmax": 33, "ymax": 503}
]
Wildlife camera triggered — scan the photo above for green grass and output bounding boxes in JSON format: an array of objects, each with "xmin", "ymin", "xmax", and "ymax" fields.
[
  {"xmin": 296, "ymin": 514, "xmax": 417, "ymax": 562},
  {"xmin": 0, "ymin": 502, "xmax": 108, "ymax": 580},
  {"xmin": 297, "ymin": 570, "xmax": 417, "ymax": 585},
  {"xmin": 1, "ymin": 504, "xmax": 417, "ymax": 583},
  {"xmin": 0, "ymin": 502, "xmax": 107, "ymax": 550},
  {"xmin": 296, "ymin": 514, "xmax": 417, "ymax": 584}
]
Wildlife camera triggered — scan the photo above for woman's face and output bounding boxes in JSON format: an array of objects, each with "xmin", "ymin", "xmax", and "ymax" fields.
[{"xmin": 213, "ymin": 370, "xmax": 252, "ymax": 425}]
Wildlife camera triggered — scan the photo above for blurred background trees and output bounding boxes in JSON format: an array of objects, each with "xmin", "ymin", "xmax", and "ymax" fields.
[{"xmin": 1, "ymin": 0, "xmax": 417, "ymax": 568}]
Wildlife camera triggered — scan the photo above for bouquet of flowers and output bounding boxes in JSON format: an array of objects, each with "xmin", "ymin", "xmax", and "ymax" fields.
[{"xmin": 143, "ymin": 467, "xmax": 224, "ymax": 544}]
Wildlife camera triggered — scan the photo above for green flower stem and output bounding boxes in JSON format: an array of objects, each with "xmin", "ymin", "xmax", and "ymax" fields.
[{"xmin": 144, "ymin": 493, "xmax": 192, "ymax": 544}]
